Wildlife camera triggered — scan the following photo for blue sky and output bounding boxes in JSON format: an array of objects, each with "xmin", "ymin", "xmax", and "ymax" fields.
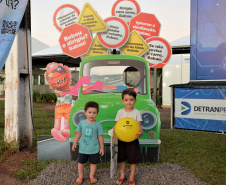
[{"xmin": 31, "ymin": 0, "xmax": 190, "ymax": 46}]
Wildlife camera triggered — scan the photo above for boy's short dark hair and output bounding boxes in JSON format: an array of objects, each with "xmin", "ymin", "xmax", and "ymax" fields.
[
  {"xmin": 84, "ymin": 101, "xmax": 99, "ymax": 113},
  {"xmin": 122, "ymin": 88, "xmax": 137, "ymax": 99}
]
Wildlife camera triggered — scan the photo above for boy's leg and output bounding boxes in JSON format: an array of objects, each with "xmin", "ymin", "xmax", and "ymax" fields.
[
  {"xmin": 90, "ymin": 163, "xmax": 97, "ymax": 178},
  {"xmin": 78, "ymin": 163, "xmax": 85, "ymax": 178},
  {"xmin": 116, "ymin": 161, "xmax": 126, "ymax": 184},
  {"xmin": 129, "ymin": 163, "xmax": 136, "ymax": 181},
  {"xmin": 120, "ymin": 161, "xmax": 126, "ymax": 179}
]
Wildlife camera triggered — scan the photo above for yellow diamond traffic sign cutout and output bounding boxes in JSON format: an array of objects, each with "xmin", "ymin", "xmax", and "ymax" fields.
[
  {"xmin": 119, "ymin": 30, "xmax": 150, "ymax": 56},
  {"xmin": 83, "ymin": 35, "xmax": 108, "ymax": 57},
  {"xmin": 77, "ymin": 2, "xmax": 108, "ymax": 33}
]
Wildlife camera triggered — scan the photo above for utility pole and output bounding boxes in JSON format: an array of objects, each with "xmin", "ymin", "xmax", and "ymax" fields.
[
  {"xmin": 153, "ymin": 68, "xmax": 157, "ymax": 105},
  {"xmin": 4, "ymin": 1, "xmax": 33, "ymax": 150}
]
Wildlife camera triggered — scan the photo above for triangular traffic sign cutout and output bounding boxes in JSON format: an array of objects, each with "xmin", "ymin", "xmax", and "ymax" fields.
[
  {"xmin": 77, "ymin": 2, "xmax": 108, "ymax": 33},
  {"xmin": 83, "ymin": 35, "xmax": 108, "ymax": 57},
  {"xmin": 120, "ymin": 30, "xmax": 150, "ymax": 56}
]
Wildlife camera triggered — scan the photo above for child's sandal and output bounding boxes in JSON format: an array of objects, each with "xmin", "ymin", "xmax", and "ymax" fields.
[
  {"xmin": 116, "ymin": 177, "xmax": 127, "ymax": 184},
  {"xmin": 76, "ymin": 177, "xmax": 83, "ymax": 184},
  {"xmin": 128, "ymin": 180, "xmax": 136, "ymax": 185},
  {"xmin": 90, "ymin": 177, "xmax": 97, "ymax": 184}
]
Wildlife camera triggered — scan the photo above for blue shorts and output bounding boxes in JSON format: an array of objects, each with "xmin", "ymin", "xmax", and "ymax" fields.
[{"xmin": 78, "ymin": 153, "xmax": 101, "ymax": 164}]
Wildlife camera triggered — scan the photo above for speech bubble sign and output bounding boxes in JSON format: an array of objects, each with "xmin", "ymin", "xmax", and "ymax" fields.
[
  {"xmin": 97, "ymin": 17, "xmax": 129, "ymax": 49},
  {"xmin": 143, "ymin": 36, "xmax": 172, "ymax": 68},
  {"xmin": 53, "ymin": 4, "xmax": 80, "ymax": 32},
  {"xmin": 112, "ymin": 0, "xmax": 140, "ymax": 25}
]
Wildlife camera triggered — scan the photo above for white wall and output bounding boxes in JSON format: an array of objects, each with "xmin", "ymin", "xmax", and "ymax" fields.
[{"xmin": 162, "ymin": 54, "xmax": 190, "ymax": 106}]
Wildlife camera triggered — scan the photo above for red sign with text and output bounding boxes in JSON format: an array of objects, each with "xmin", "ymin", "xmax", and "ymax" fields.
[
  {"xmin": 130, "ymin": 13, "xmax": 161, "ymax": 40},
  {"xmin": 143, "ymin": 36, "xmax": 172, "ymax": 68},
  {"xmin": 59, "ymin": 23, "xmax": 92, "ymax": 58}
]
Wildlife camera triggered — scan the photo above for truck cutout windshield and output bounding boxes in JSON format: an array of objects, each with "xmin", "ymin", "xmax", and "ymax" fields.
[{"xmin": 82, "ymin": 59, "xmax": 147, "ymax": 94}]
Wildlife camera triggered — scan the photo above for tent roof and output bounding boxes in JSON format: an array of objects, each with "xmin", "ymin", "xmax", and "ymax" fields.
[
  {"xmin": 170, "ymin": 35, "xmax": 190, "ymax": 48},
  {"xmin": 31, "ymin": 37, "xmax": 50, "ymax": 54},
  {"xmin": 32, "ymin": 41, "xmax": 81, "ymax": 68},
  {"xmin": 32, "ymin": 44, "xmax": 63, "ymax": 57}
]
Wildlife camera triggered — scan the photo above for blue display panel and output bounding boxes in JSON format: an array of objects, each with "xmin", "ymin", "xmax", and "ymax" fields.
[
  {"xmin": 174, "ymin": 88, "xmax": 226, "ymax": 132},
  {"xmin": 190, "ymin": 0, "xmax": 226, "ymax": 80}
]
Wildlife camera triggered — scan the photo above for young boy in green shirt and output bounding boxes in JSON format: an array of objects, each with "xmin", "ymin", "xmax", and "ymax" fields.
[{"xmin": 72, "ymin": 101, "xmax": 104, "ymax": 184}]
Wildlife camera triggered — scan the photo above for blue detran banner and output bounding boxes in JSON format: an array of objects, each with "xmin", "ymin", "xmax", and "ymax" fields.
[
  {"xmin": 174, "ymin": 88, "xmax": 226, "ymax": 132},
  {"xmin": 0, "ymin": 0, "xmax": 28, "ymax": 72}
]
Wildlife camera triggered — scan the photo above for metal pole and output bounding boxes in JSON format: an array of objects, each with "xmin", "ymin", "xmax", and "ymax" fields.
[
  {"xmin": 153, "ymin": 68, "xmax": 157, "ymax": 105},
  {"xmin": 4, "ymin": 1, "xmax": 33, "ymax": 150}
]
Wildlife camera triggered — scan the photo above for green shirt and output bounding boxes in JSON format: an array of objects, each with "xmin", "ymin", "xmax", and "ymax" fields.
[{"xmin": 77, "ymin": 120, "xmax": 104, "ymax": 154}]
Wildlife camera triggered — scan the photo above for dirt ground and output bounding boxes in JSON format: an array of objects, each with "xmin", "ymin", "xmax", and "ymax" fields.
[
  {"xmin": 0, "ymin": 150, "xmax": 37, "ymax": 185},
  {"xmin": 0, "ymin": 102, "xmax": 171, "ymax": 185}
]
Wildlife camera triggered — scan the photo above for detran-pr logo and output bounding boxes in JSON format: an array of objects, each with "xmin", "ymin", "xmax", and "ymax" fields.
[{"xmin": 181, "ymin": 101, "xmax": 191, "ymax": 115}]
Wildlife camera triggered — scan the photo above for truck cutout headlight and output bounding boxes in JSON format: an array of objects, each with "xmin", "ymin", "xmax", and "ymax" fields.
[
  {"xmin": 141, "ymin": 111, "xmax": 157, "ymax": 130},
  {"xmin": 72, "ymin": 110, "xmax": 87, "ymax": 126}
]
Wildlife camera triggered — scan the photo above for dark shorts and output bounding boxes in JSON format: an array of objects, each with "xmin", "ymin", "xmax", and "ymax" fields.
[
  {"xmin": 118, "ymin": 139, "xmax": 140, "ymax": 164},
  {"xmin": 78, "ymin": 153, "xmax": 101, "ymax": 164}
]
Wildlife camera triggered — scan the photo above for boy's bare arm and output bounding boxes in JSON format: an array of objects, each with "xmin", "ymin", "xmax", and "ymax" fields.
[
  {"xmin": 135, "ymin": 121, "xmax": 143, "ymax": 139},
  {"xmin": 98, "ymin": 135, "xmax": 104, "ymax": 156},
  {"xmin": 72, "ymin": 132, "xmax": 82, "ymax": 151}
]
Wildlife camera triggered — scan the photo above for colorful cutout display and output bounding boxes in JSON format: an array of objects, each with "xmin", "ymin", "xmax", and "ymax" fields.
[
  {"xmin": 44, "ymin": 62, "xmax": 73, "ymax": 142},
  {"xmin": 45, "ymin": 62, "xmax": 104, "ymax": 142},
  {"xmin": 53, "ymin": 4, "xmax": 80, "ymax": 32},
  {"xmin": 112, "ymin": 0, "xmax": 140, "ymax": 24},
  {"xmin": 97, "ymin": 17, "xmax": 129, "ymax": 49},
  {"xmin": 77, "ymin": 2, "xmax": 108, "ymax": 33},
  {"xmin": 120, "ymin": 30, "xmax": 149, "ymax": 56},
  {"xmin": 130, "ymin": 12, "xmax": 161, "ymax": 40},
  {"xmin": 143, "ymin": 36, "xmax": 172, "ymax": 68},
  {"xmin": 83, "ymin": 35, "xmax": 108, "ymax": 57},
  {"xmin": 59, "ymin": 23, "xmax": 93, "ymax": 58}
]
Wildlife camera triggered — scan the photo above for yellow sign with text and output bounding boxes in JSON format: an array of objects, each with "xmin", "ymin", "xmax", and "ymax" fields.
[
  {"xmin": 119, "ymin": 30, "xmax": 150, "ymax": 56},
  {"xmin": 83, "ymin": 35, "xmax": 108, "ymax": 57},
  {"xmin": 77, "ymin": 2, "xmax": 108, "ymax": 33}
]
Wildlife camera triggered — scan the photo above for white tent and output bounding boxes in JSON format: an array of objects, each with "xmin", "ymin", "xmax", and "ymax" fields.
[
  {"xmin": 162, "ymin": 35, "xmax": 190, "ymax": 107},
  {"xmin": 31, "ymin": 37, "xmax": 50, "ymax": 54}
]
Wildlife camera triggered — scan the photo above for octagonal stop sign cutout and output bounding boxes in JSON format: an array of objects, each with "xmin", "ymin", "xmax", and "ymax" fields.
[
  {"xmin": 59, "ymin": 23, "xmax": 92, "ymax": 58},
  {"xmin": 130, "ymin": 13, "xmax": 161, "ymax": 40}
]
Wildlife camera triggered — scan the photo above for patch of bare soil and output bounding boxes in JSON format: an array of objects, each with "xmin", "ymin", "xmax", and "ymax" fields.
[{"xmin": 0, "ymin": 149, "xmax": 37, "ymax": 185}]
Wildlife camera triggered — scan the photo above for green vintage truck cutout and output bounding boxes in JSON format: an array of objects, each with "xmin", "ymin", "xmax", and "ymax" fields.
[{"xmin": 69, "ymin": 54, "xmax": 161, "ymax": 162}]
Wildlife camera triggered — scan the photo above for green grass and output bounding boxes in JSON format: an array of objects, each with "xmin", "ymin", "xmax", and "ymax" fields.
[
  {"xmin": 1, "ymin": 100, "xmax": 226, "ymax": 184},
  {"xmin": 33, "ymin": 102, "xmax": 45, "ymax": 107},
  {"xmin": 0, "ymin": 100, "xmax": 4, "ymax": 128},
  {"xmin": 160, "ymin": 129, "xmax": 226, "ymax": 185},
  {"xmin": 12, "ymin": 159, "xmax": 53, "ymax": 181},
  {"xmin": 160, "ymin": 119, "xmax": 171, "ymax": 124},
  {"xmin": 33, "ymin": 110, "xmax": 54, "ymax": 135},
  {"xmin": 0, "ymin": 100, "xmax": 4, "ymax": 108}
]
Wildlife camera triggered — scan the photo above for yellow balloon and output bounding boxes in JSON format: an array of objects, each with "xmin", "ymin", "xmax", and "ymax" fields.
[{"xmin": 115, "ymin": 117, "xmax": 140, "ymax": 142}]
